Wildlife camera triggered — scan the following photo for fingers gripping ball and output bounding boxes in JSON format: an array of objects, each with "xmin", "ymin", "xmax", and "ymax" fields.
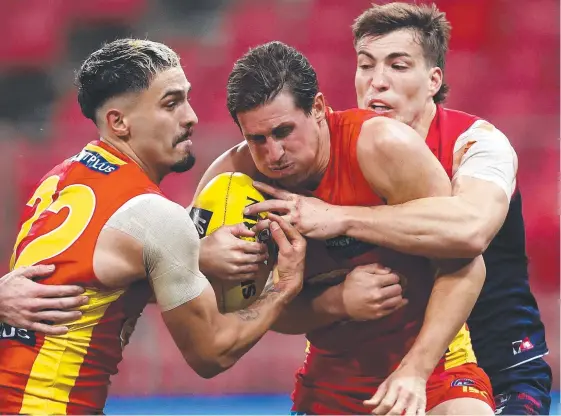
[{"xmin": 189, "ymin": 172, "xmax": 273, "ymax": 312}]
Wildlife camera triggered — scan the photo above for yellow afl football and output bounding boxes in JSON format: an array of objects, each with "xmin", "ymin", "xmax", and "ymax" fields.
[{"xmin": 189, "ymin": 172, "xmax": 273, "ymax": 312}]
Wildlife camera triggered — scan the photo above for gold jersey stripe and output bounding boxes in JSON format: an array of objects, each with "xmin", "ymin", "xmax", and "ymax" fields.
[
  {"xmin": 20, "ymin": 288, "xmax": 124, "ymax": 414},
  {"xmin": 444, "ymin": 323, "xmax": 477, "ymax": 370}
]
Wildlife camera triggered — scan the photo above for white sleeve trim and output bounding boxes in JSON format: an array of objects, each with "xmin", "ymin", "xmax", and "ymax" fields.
[{"xmin": 452, "ymin": 120, "xmax": 518, "ymax": 201}]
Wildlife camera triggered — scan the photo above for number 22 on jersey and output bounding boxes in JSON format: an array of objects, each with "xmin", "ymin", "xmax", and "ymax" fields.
[{"xmin": 11, "ymin": 175, "xmax": 96, "ymax": 270}]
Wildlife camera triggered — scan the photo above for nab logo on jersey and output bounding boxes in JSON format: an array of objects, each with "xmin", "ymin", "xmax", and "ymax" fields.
[{"xmin": 74, "ymin": 149, "xmax": 120, "ymax": 175}]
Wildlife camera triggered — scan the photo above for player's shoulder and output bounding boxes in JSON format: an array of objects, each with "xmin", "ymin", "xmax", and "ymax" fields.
[
  {"xmin": 327, "ymin": 107, "xmax": 376, "ymax": 126},
  {"xmin": 452, "ymin": 118, "xmax": 513, "ymax": 154},
  {"xmin": 460, "ymin": 118, "xmax": 509, "ymax": 140},
  {"xmin": 116, "ymin": 193, "xmax": 184, "ymax": 220},
  {"xmin": 115, "ymin": 193, "xmax": 198, "ymax": 237},
  {"xmin": 327, "ymin": 108, "xmax": 407, "ymax": 133},
  {"xmin": 38, "ymin": 141, "xmax": 145, "ymax": 187},
  {"xmin": 442, "ymin": 106, "xmax": 510, "ymax": 143}
]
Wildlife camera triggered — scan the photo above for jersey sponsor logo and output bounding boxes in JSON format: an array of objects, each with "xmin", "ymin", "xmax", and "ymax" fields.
[
  {"xmin": 189, "ymin": 207, "xmax": 213, "ymax": 238},
  {"xmin": 73, "ymin": 149, "xmax": 120, "ymax": 174},
  {"xmin": 0, "ymin": 323, "xmax": 36, "ymax": 346},
  {"xmin": 451, "ymin": 378, "xmax": 475, "ymax": 387},
  {"xmin": 325, "ymin": 235, "xmax": 376, "ymax": 258},
  {"xmin": 512, "ymin": 337, "xmax": 534, "ymax": 355}
]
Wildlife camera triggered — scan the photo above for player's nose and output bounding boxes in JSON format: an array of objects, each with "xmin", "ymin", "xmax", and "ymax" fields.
[
  {"xmin": 370, "ymin": 67, "xmax": 390, "ymax": 91},
  {"xmin": 266, "ymin": 139, "xmax": 285, "ymax": 164},
  {"xmin": 180, "ymin": 100, "xmax": 199, "ymax": 127}
]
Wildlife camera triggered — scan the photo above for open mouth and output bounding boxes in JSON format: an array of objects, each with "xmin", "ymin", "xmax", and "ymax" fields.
[{"xmin": 368, "ymin": 100, "xmax": 393, "ymax": 114}]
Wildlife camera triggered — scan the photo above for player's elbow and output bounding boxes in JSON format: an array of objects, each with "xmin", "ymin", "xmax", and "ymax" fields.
[
  {"xmin": 446, "ymin": 201, "xmax": 492, "ymax": 257},
  {"xmin": 186, "ymin": 354, "xmax": 235, "ymax": 379},
  {"xmin": 459, "ymin": 214, "xmax": 494, "ymax": 257},
  {"xmin": 463, "ymin": 230, "xmax": 490, "ymax": 257},
  {"xmin": 193, "ymin": 363, "xmax": 230, "ymax": 379},
  {"xmin": 446, "ymin": 228, "xmax": 488, "ymax": 258}
]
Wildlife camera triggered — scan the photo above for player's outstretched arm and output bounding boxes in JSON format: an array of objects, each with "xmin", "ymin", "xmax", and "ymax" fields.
[
  {"xmin": 0, "ymin": 265, "xmax": 88, "ymax": 335},
  {"xmin": 342, "ymin": 121, "xmax": 514, "ymax": 259},
  {"xmin": 358, "ymin": 118, "xmax": 486, "ymax": 372},
  {"xmin": 156, "ymin": 213, "xmax": 306, "ymax": 378},
  {"xmin": 98, "ymin": 196, "xmax": 306, "ymax": 378}
]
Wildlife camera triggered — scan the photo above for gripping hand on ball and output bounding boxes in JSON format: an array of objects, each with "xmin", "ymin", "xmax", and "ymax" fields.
[
  {"xmin": 199, "ymin": 223, "xmax": 269, "ymax": 282},
  {"xmin": 244, "ymin": 182, "xmax": 346, "ymax": 240},
  {"xmin": 268, "ymin": 213, "xmax": 307, "ymax": 300}
]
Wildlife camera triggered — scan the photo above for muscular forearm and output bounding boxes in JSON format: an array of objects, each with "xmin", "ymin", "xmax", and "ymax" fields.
[
  {"xmin": 271, "ymin": 284, "xmax": 343, "ymax": 334},
  {"xmin": 400, "ymin": 256, "xmax": 485, "ymax": 376},
  {"xmin": 339, "ymin": 197, "xmax": 484, "ymax": 259},
  {"xmin": 199, "ymin": 284, "xmax": 295, "ymax": 377}
]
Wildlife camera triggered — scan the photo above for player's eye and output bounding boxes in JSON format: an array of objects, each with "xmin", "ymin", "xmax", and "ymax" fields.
[
  {"xmin": 392, "ymin": 63, "xmax": 408, "ymax": 70},
  {"xmin": 358, "ymin": 64, "xmax": 373, "ymax": 70},
  {"xmin": 247, "ymin": 135, "xmax": 266, "ymax": 144},
  {"xmin": 273, "ymin": 126, "xmax": 293, "ymax": 139}
]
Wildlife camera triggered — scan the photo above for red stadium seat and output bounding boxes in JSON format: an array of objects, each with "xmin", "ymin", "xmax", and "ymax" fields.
[
  {"xmin": 63, "ymin": 0, "xmax": 148, "ymax": 23},
  {"xmin": 0, "ymin": 0, "xmax": 67, "ymax": 69},
  {"xmin": 222, "ymin": 0, "xmax": 312, "ymax": 61},
  {"xmin": 51, "ymin": 91, "xmax": 99, "ymax": 146},
  {"xmin": 307, "ymin": 1, "xmax": 365, "ymax": 52}
]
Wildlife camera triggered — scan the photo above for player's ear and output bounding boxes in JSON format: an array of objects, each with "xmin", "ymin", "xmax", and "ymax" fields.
[
  {"xmin": 105, "ymin": 109, "xmax": 130, "ymax": 138},
  {"xmin": 312, "ymin": 92, "xmax": 326, "ymax": 123},
  {"xmin": 428, "ymin": 67, "xmax": 443, "ymax": 99}
]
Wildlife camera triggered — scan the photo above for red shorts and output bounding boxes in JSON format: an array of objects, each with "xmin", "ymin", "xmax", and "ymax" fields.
[
  {"xmin": 427, "ymin": 363, "xmax": 494, "ymax": 411},
  {"xmin": 291, "ymin": 363, "xmax": 495, "ymax": 415}
]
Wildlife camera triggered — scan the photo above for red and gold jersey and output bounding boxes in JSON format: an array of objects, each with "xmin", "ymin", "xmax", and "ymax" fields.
[
  {"xmin": 292, "ymin": 109, "xmax": 476, "ymax": 414},
  {"xmin": 0, "ymin": 140, "xmax": 161, "ymax": 415}
]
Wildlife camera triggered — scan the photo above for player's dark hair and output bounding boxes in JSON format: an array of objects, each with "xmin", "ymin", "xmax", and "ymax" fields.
[
  {"xmin": 76, "ymin": 38, "xmax": 180, "ymax": 124},
  {"xmin": 227, "ymin": 41, "xmax": 318, "ymax": 125},
  {"xmin": 352, "ymin": 2, "xmax": 451, "ymax": 103}
]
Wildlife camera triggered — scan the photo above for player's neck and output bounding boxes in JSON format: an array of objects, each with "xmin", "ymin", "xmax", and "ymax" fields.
[
  {"xmin": 99, "ymin": 136, "xmax": 164, "ymax": 184},
  {"xmin": 410, "ymin": 101, "xmax": 437, "ymax": 140},
  {"xmin": 305, "ymin": 120, "xmax": 331, "ymax": 191}
]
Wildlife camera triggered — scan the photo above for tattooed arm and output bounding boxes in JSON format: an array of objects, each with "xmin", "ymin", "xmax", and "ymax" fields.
[
  {"xmin": 160, "ymin": 214, "xmax": 306, "ymax": 379},
  {"xmin": 95, "ymin": 192, "xmax": 305, "ymax": 380}
]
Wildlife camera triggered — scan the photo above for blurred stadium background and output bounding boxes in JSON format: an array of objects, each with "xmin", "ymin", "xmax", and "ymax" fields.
[{"xmin": 0, "ymin": 0, "xmax": 558, "ymax": 413}]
